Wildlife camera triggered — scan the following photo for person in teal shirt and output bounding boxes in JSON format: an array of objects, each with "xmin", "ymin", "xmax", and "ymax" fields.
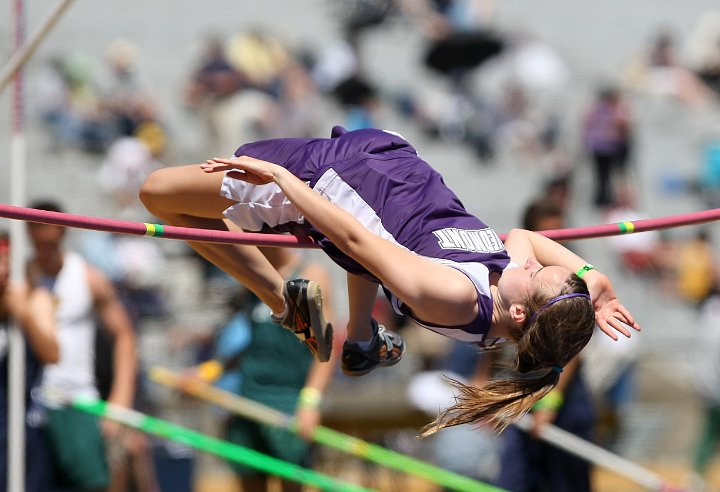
[{"xmin": 194, "ymin": 248, "xmax": 338, "ymax": 492}]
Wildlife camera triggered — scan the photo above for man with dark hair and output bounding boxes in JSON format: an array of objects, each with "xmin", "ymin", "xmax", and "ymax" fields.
[
  {"xmin": 521, "ymin": 201, "xmax": 565, "ymax": 234},
  {"xmin": 27, "ymin": 200, "xmax": 137, "ymax": 492}
]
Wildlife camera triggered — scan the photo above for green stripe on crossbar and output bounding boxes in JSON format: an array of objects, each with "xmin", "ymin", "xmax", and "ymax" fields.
[
  {"xmin": 143, "ymin": 223, "xmax": 165, "ymax": 237},
  {"xmin": 617, "ymin": 221, "xmax": 635, "ymax": 234}
]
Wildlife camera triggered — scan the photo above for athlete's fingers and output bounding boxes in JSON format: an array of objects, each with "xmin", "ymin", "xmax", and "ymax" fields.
[
  {"xmin": 209, "ymin": 156, "xmax": 277, "ymax": 180},
  {"xmin": 613, "ymin": 310, "xmax": 638, "ymax": 331},
  {"xmin": 607, "ymin": 316, "xmax": 632, "ymax": 338},
  {"xmin": 210, "ymin": 156, "xmax": 257, "ymax": 168},
  {"xmin": 617, "ymin": 304, "xmax": 640, "ymax": 330},
  {"xmin": 200, "ymin": 160, "xmax": 232, "ymax": 173},
  {"xmin": 615, "ymin": 320, "xmax": 637, "ymax": 336},
  {"xmin": 200, "ymin": 158, "xmax": 245, "ymax": 173},
  {"xmin": 597, "ymin": 320, "xmax": 619, "ymax": 341},
  {"xmin": 200, "ymin": 158, "xmax": 273, "ymax": 185},
  {"xmin": 606, "ymin": 305, "xmax": 640, "ymax": 333}
]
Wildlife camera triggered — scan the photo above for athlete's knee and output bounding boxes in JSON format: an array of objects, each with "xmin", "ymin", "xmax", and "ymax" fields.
[{"xmin": 139, "ymin": 168, "xmax": 172, "ymax": 213}]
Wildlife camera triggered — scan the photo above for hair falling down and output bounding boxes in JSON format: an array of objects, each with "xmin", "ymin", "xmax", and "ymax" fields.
[
  {"xmin": 421, "ymin": 274, "xmax": 595, "ymax": 436},
  {"xmin": 420, "ymin": 368, "xmax": 560, "ymax": 436}
]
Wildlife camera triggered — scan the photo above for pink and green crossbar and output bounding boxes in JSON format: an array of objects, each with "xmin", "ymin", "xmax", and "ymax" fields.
[{"xmin": 1, "ymin": 203, "xmax": 720, "ymax": 246}]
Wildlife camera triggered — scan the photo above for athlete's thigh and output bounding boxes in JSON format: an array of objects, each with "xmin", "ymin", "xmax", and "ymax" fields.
[{"xmin": 142, "ymin": 163, "xmax": 236, "ymax": 218}]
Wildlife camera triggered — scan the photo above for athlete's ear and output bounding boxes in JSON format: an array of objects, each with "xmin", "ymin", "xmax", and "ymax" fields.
[{"xmin": 509, "ymin": 304, "xmax": 527, "ymax": 325}]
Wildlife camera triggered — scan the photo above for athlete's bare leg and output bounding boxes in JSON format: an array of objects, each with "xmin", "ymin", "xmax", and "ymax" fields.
[
  {"xmin": 139, "ymin": 164, "xmax": 286, "ymax": 314},
  {"xmin": 346, "ymin": 273, "xmax": 378, "ymax": 342}
]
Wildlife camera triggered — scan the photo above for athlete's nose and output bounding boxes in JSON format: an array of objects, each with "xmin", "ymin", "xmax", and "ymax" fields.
[{"xmin": 524, "ymin": 257, "xmax": 540, "ymax": 270}]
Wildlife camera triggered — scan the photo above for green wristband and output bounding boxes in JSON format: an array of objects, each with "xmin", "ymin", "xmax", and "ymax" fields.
[
  {"xmin": 532, "ymin": 389, "xmax": 564, "ymax": 412},
  {"xmin": 298, "ymin": 387, "xmax": 322, "ymax": 409},
  {"xmin": 576, "ymin": 264, "xmax": 595, "ymax": 278}
]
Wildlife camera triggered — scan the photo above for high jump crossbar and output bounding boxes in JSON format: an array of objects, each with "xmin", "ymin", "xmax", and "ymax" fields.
[
  {"xmin": 1, "ymin": 204, "xmax": 720, "ymax": 247},
  {"xmin": 0, "ymin": 204, "xmax": 318, "ymax": 248}
]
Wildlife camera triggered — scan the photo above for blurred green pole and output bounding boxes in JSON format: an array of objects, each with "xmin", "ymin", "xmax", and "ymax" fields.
[
  {"xmin": 72, "ymin": 396, "xmax": 375, "ymax": 492},
  {"xmin": 150, "ymin": 366, "xmax": 505, "ymax": 492}
]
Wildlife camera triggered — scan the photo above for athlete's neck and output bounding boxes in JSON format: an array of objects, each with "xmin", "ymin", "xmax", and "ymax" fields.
[{"xmin": 488, "ymin": 284, "xmax": 512, "ymax": 340}]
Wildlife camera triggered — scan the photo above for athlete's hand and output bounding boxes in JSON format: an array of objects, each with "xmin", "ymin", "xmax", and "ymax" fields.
[
  {"xmin": 295, "ymin": 406, "xmax": 321, "ymax": 441},
  {"xmin": 585, "ymin": 271, "xmax": 640, "ymax": 340},
  {"xmin": 200, "ymin": 156, "xmax": 283, "ymax": 185}
]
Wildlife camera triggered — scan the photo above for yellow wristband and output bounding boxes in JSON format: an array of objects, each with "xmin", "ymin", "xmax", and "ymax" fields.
[
  {"xmin": 298, "ymin": 387, "xmax": 322, "ymax": 409},
  {"xmin": 197, "ymin": 360, "xmax": 223, "ymax": 382},
  {"xmin": 532, "ymin": 389, "xmax": 564, "ymax": 412},
  {"xmin": 576, "ymin": 264, "xmax": 595, "ymax": 278}
]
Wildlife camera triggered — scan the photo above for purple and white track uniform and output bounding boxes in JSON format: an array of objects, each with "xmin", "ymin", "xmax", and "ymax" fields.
[{"xmin": 221, "ymin": 126, "xmax": 513, "ymax": 346}]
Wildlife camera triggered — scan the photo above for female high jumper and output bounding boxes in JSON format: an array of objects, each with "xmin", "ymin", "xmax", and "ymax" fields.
[{"xmin": 140, "ymin": 126, "xmax": 638, "ymax": 431}]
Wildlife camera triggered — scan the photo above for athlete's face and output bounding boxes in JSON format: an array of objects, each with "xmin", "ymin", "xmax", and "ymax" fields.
[{"xmin": 498, "ymin": 257, "xmax": 569, "ymax": 308}]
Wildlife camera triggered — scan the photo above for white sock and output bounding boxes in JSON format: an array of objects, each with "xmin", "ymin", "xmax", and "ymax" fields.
[{"xmin": 272, "ymin": 303, "xmax": 289, "ymax": 321}]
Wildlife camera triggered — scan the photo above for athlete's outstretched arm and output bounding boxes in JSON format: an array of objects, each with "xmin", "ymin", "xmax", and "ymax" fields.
[
  {"xmin": 504, "ymin": 228, "xmax": 640, "ymax": 340},
  {"xmin": 201, "ymin": 156, "xmax": 480, "ymax": 327}
]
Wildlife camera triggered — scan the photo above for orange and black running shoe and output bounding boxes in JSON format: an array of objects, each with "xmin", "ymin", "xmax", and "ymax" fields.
[{"xmin": 273, "ymin": 278, "xmax": 333, "ymax": 362}]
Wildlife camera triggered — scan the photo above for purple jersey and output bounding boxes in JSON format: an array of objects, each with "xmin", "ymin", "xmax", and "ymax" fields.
[{"xmin": 223, "ymin": 126, "xmax": 512, "ymax": 344}]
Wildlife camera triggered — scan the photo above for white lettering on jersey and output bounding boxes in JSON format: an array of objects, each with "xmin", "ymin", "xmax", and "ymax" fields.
[{"xmin": 432, "ymin": 227, "xmax": 504, "ymax": 253}]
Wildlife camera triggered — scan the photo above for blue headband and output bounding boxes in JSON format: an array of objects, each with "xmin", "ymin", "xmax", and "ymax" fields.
[{"xmin": 527, "ymin": 293, "xmax": 591, "ymax": 326}]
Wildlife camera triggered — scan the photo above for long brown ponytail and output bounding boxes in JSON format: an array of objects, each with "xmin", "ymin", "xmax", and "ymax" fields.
[{"xmin": 421, "ymin": 274, "xmax": 595, "ymax": 435}]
